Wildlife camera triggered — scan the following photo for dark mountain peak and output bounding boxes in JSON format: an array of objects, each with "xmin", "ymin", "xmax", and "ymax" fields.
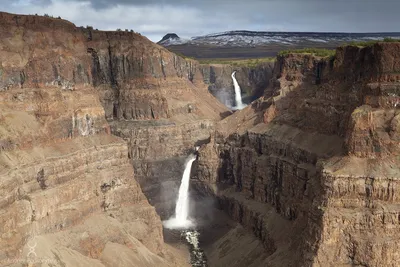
[{"xmin": 158, "ymin": 33, "xmax": 180, "ymax": 44}]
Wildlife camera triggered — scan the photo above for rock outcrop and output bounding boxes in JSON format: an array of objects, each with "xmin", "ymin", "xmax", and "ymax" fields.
[
  {"xmin": 0, "ymin": 11, "xmax": 228, "ymax": 266},
  {"xmin": 194, "ymin": 43, "xmax": 400, "ymax": 266}
]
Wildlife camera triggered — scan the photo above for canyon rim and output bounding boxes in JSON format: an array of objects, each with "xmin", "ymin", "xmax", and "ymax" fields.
[{"xmin": 0, "ymin": 10, "xmax": 399, "ymax": 267}]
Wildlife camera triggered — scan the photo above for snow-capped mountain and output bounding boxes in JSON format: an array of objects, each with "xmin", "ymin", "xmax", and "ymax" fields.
[
  {"xmin": 158, "ymin": 30, "xmax": 400, "ymax": 47},
  {"xmin": 157, "ymin": 33, "xmax": 190, "ymax": 46}
]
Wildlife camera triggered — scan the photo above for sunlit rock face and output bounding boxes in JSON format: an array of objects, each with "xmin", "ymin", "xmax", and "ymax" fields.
[
  {"xmin": 0, "ymin": 11, "xmax": 233, "ymax": 266},
  {"xmin": 194, "ymin": 43, "xmax": 400, "ymax": 267},
  {"xmin": 4, "ymin": 9, "xmax": 400, "ymax": 267}
]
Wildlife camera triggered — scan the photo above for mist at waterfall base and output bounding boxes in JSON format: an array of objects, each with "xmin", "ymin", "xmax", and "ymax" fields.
[
  {"xmin": 213, "ymin": 90, "xmax": 233, "ymax": 109},
  {"xmin": 162, "ymin": 150, "xmax": 208, "ymax": 266},
  {"xmin": 163, "ymin": 153, "xmax": 197, "ymax": 229},
  {"xmin": 231, "ymin": 71, "xmax": 247, "ymax": 110}
]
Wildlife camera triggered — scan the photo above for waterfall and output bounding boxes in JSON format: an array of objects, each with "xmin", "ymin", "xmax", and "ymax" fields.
[
  {"xmin": 175, "ymin": 154, "xmax": 196, "ymax": 223},
  {"xmin": 231, "ymin": 71, "xmax": 246, "ymax": 110},
  {"xmin": 163, "ymin": 153, "xmax": 197, "ymax": 229}
]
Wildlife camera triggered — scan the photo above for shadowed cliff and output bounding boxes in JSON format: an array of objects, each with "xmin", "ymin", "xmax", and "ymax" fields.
[{"xmin": 194, "ymin": 43, "xmax": 400, "ymax": 267}]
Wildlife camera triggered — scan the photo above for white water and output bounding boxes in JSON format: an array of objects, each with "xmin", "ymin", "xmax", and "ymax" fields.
[
  {"xmin": 163, "ymin": 154, "xmax": 197, "ymax": 229},
  {"xmin": 183, "ymin": 230, "xmax": 207, "ymax": 266},
  {"xmin": 231, "ymin": 71, "xmax": 246, "ymax": 110}
]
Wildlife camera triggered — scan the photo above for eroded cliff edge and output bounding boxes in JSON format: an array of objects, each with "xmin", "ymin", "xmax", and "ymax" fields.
[
  {"xmin": 194, "ymin": 43, "xmax": 400, "ymax": 266},
  {"xmin": 0, "ymin": 12, "xmax": 226, "ymax": 266}
]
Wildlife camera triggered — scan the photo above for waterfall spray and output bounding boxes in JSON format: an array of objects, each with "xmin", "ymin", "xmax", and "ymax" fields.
[
  {"xmin": 231, "ymin": 71, "xmax": 246, "ymax": 110},
  {"xmin": 164, "ymin": 153, "xmax": 197, "ymax": 229}
]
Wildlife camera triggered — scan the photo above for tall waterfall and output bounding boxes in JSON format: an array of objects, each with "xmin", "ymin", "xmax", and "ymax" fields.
[
  {"xmin": 163, "ymin": 153, "xmax": 197, "ymax": 229},
  {"xmin": 231, "ymin": 71, "xmax": 246, "ymax": 110}
]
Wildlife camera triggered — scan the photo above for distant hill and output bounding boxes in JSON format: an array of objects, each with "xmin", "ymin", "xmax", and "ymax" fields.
[
  {"xmin": 158, "ymin": 30, "xmax": 400, "ymax": 59},
  {"xmin": 157, "ymin": 33, "xmax": 186, "ymax": 45}
]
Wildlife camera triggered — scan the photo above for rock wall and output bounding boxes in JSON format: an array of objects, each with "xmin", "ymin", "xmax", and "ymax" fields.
[
  {"xmin": 82, "ymin": 26, "xmax": 228, "ymax": 215},
  {"xmin": 87, "ymin": 30, "xmax": 225, "ymax": 121},
  {"xmin": 86, "ymin": 32, "xmax": 228, "ymax": 215},
  {"xmin": 0, "ymin": 85, "xmax": 187, "ymax": 266},
  {"xmin": 0, "ymin": 11, "xmax": 235, "ymax": 266},
  {"xmin": 111, "ymin": 119, "xmax": 214, "ymax": 217},
  {"xmin": 194, "ymin": 43, "xmax": 400, "ymax": 266},
  {"xmin": 200, "ymin": 62, "xmax": 274, "ymax": 106}
]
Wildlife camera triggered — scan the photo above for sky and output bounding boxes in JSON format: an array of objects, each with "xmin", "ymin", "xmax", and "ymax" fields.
[{"xmin": 1, "ymin": 0, "xmax": 400, "ymax": 42}]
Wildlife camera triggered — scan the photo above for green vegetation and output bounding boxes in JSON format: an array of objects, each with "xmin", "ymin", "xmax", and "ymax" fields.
[
  {"xmin": 174, "ymin": 52, "xmax": 196, "ymax": 60},
  {"xmin": 198, "ymin": 57, "xmax": 275, "ymax": 68},
  {"xmin": 347, "ymin": 40, "xmax": 377, "ymax": 47},
  {"xmin": 383, "ymin": 37, "xmax": 400, "ymax": 42},
  {"xmin": 173, "ymin": 51, "xmax": 274, "ymax": 67},
  {"xmin": 278, "ymin": 48, "xmax": 336, "ymax": 58},
  {"xmin": 346, "ymin": 37, "xmax": 400, "ymax": 47}
]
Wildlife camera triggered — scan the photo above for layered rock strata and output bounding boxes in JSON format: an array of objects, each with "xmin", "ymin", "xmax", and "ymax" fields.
[
  {"xmin": 0, "ymin": 11, "xmax": 230, "ymax": 266},
  {"xmin": 83, "ymin": 25, "xmax": 228, "ymax": 214},
  {"xmin": 200, "ymin": 62, "xmax": 274, "ymax": 106},
  {"xmin": 195, "ymin": 43, "xmax": 400, "ymax": 266},
  {"xmin": 111, "ymin": 119, "xmax": 214, "ymax": 217},
  {"xmin": 0, "ymin": 85, "xmax": 187, "ymax": 266}
]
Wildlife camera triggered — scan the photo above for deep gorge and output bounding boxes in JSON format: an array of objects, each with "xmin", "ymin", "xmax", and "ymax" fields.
[{"xmin": 0, "ymin": 11, "xmax": 399, "ymax": 267}]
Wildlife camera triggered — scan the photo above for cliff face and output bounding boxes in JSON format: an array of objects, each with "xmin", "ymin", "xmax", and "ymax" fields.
[
  {"xmin": 4, "ymin": 10, "xmax": 400, "ymax": 267},
  {"xmin": 84, "ymin": 28, "xmax": 227, "ymax": 214},
  {"xmin": 87, "ymin": 30, "xmax": 226, "ymax": 121},
  {"xmin": 0, "ymin": 12, "xmax": 226, "ymax": 121},
  {"xmin": 195, "ymin": 43, "xmax": 400, "ymax": 266},
  {"xmin": 0, "ymin": 11, "xmax": 231, "ymax": 266},
  {"xmin": 200, "ymin": 62, "xmax": 274, "ymax": 106},
  {"xmin": 111, "ymin": 119, "xmax": 214, "ymax": 217},
  {"xmin": 0, "ymin": 84, "xmax": 182, "ymax": 266}
]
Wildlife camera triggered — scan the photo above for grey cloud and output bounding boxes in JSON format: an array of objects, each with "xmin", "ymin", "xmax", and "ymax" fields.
[
  {"xmin": 86, "ymin": 0, "xmax": 256, "ymax": 9},
  {"xmin": 1, "ymin": 0, "xmax": 400, "ymax": 42},
  {"xmin": 31, "ymin": 0, "xmax": 53, "ymax": 5},
  {"xmin": 85, "ymin": 0, "xmax": 218, "ymax": 9}
]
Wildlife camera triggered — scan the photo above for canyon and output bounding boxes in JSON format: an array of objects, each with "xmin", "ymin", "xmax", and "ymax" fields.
[
  {"xmin": 0, "ymin": 11, "xmax": 399, "ymax": 267},
  {"xmin": 0, "ymin": 12, "xmax": 225, "ymax": 266},
  {"xmin": 194, "ymin": 43, "xmax": 400, "ymax": 266}
]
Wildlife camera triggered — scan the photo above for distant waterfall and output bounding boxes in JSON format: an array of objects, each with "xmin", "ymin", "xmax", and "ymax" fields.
[
  {"xmin": 231, "ymin": 71, "xmax": 246, "ymax": 110},
  {"xmin": 163, "ymin": 153, "xmax": 197, "ymax": 229}
]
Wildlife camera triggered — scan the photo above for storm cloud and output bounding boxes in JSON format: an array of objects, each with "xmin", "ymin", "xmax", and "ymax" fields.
[{"xmin": 1, "ymin": 0, "xmax": 399, "ymax": 42}]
